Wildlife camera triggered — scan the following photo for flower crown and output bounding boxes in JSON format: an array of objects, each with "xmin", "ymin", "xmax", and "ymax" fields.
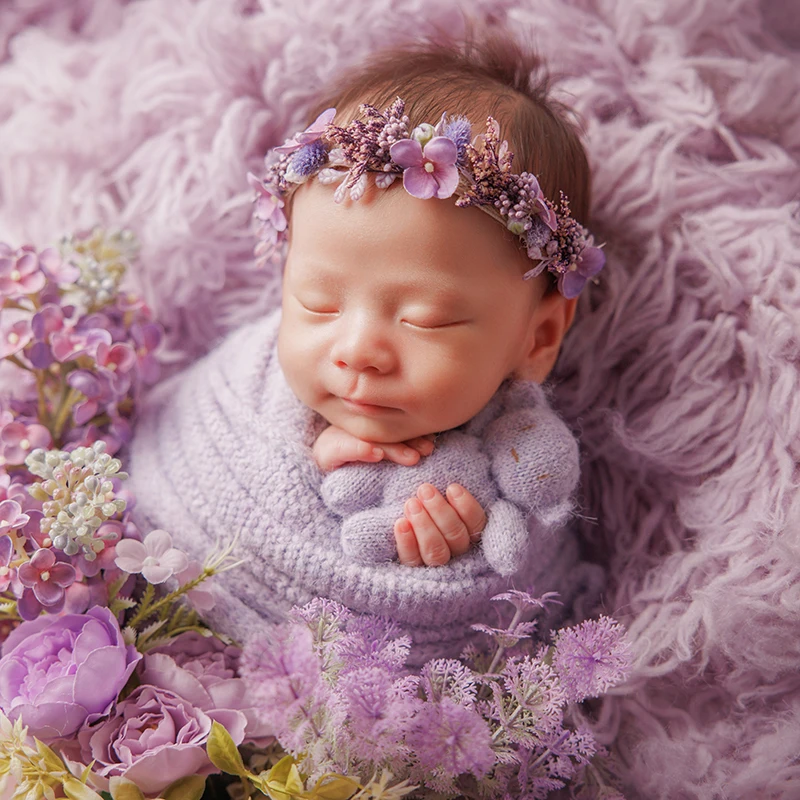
[{"xmin": 248, "ymin": 98, "xmax": 605, "ymax": 298}]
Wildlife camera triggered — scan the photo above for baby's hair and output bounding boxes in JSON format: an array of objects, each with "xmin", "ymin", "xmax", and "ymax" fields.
[{"xmin": 306, "ymin": 27, "xmax": 592, "ymax": 292}]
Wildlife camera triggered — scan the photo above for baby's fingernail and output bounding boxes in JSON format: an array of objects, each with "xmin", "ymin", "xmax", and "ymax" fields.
[
  {"xmin": 372, "ymin": 448, "xmax": 383, "ymax": 458},
  {"xmin": 448, "ymin": 484, "xmax": 464, "ymax": 498},
  {"xmin": 406, "ymin": 498, "xmax": 422, "ymax": 514},
  {"xmin": 419, "ymin": 484, "xmax": 435, "ymax": 500},
  {"xmin": 403, "ymin": 447, "xmax": 417, "ymax": 459}
]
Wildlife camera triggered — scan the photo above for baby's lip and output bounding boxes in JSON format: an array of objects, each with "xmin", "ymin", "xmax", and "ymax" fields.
[{"xmin": 341, "ymin": 395, "xmax": 397, "ymax": 411}]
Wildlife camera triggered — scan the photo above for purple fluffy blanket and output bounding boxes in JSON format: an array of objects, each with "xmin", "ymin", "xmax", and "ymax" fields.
[{"xmin": 1, "ymin": 0, "xmax": 798, "ymax": 797}]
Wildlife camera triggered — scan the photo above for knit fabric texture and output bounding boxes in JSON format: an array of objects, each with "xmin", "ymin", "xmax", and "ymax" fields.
[
  {"xmin": 3, "ymin": 0, "xmax": 798, "ymax": 795},
  {"xmin": 128, "ymin": 308, "xmax": 596, "ymax": 663},
  {"xmin": 323, "ymin": 377, "xmax": 580, "ymax": 575}
]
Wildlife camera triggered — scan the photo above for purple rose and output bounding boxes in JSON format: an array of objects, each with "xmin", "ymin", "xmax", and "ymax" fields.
[
  {"xmin": 78, "ymin": 684, "xmax": 238, "ymax": 795},
  {"xmin": 0, "ymin": 606, "xmax": 141, "ymax": 741},
  {"xmin": 143, "ymin": 631, "xmax": 272, "ymax": 744}
]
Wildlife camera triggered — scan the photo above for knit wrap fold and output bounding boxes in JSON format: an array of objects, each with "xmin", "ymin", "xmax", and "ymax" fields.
[{"xmin": 128, "ymin": 309, "xmax": 602, "ymax": 662}]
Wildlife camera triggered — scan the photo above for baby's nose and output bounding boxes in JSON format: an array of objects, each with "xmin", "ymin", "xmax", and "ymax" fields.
[{"xmin": 331, "ymin": 322, "xmax": 396, "ymax": 374}]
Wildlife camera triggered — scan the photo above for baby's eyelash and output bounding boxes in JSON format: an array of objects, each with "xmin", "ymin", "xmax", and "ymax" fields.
[{"xmin": 401, "ymin": 318, "xmax": 466, "ymax": 330}]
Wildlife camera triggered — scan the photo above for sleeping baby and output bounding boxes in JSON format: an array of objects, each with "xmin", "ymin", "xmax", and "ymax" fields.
[{"xmin": 128, "ymin": 31, "xmax": 606, "ymax": 662}]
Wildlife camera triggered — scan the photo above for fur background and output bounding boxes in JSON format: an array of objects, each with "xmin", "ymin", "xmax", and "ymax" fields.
[{"xmin": 1, "ymin": 0, "xmax": 798, "ymax": 797}]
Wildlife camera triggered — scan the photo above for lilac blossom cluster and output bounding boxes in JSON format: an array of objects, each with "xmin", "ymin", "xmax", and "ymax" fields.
[
  {"xmin": 0, "ymin": 230, "xmax": 163, "ymax": 625},
  {"xmin": 247, "ymin": 99, "xmax": 606, "ymax": 297},
  {"xmin": 240, "ymin": 591, "xmax": 632, "ymax": 799}
]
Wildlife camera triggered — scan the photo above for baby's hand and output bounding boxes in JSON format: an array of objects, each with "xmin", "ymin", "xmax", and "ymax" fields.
[
  {"xmin": 313, "ymin": 424, "xmax": 435, "ymax": 471},
  {"xmin": 394, "ymin": 483, "xmax": 487, "ymax": 567}
]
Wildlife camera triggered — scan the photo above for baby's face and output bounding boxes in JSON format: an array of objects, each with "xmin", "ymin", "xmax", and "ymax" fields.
[{"xmin": 277, "ymin": 179, "xmax": 544, "ymax": 443}]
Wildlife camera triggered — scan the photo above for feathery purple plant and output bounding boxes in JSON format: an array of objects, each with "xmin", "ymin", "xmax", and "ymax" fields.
[{"xmin": 240, "ymin": 593, "xmax": 632, "ymax": 798}]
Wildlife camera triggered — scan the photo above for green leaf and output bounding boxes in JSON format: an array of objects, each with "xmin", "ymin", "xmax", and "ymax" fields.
[
  {"xmin": 206, "ymin": 721, "xmax": 248, "ymax": 778},
  {"xmin": 62, "ymin": 776, "xmax": 105, "ymax": 800},
  {"xmin": 309, "ymin": 774, "xmax": 360, "ymax": 800},
  {"xmin": 161, "ymin": 775, "xmax": 207, "ymax": 800},
  {"xmin": 108, "ymin": 777, "xmax": 146, "ymax": 800},
  {"xmin": 257, "ymin": 756, "xmax": 306, "ymax": 800},
  {"xmin": 34, "ymin": 738, "xmax": 69, "ymax": 773}
]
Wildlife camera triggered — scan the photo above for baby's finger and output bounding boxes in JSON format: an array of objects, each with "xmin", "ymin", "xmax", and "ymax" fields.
[
  {"xmin": 379, "ymin": 442, "xmax": 422, "ymax": 466},
  {"xmin": 445, "ymin": 484, "xmax": 487, "ymax": 542},
  {"xmin": 405, "ymin": 436, "xmax": 435, "ymax": 456},
  {"xmin": 394, "ymin": 518, "xmax": 423, "ymax": 567},
  {"xmin": 403, "ymin": 498, "xmax": 451, "ymax": 566},
  {"xmin": 416, "ymin": 483, "xmax": 471, "ymax": 557}
]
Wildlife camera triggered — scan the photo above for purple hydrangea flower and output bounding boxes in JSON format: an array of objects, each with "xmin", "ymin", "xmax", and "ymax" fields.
[
  {"xmin": 0, "ymin": 606, "xmax": 141, "ymax": 741},
  {"xmin": 0, "ymin": 317, "xmax": 32, "ymax": 359},
  {"xmin": 390, "ymin": 136, "xmax": 460, "ymax": 200},
  {"xmin": 0, "ymin": 499, "xmax": 29, "ymax": 535},
  {"xmin": 51, "ymin": 325, "xmax": 112, "ymax": 363},
  {"xmin": 17, "ymin": 547, "xmax": 76, "ymax": 611},
  {"xmin": 0, "ymin": 245, "xmax": 47, "ymax": 298},
  {"xmin": 551, "ymin": 615, "xmax": 632, "ymax": 703},
  {"xmin": 0, "ymin": 420, "xmax": 51, "ymax": 465},
  {"xmin": 557, "ymin": 244, "xmax": 607, "ymax": 299}
]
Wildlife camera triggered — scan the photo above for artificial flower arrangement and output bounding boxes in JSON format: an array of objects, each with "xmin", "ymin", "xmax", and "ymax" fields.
[{"xmin": 0, "ymin": 231, "xmax": 631, "ymax": 800}]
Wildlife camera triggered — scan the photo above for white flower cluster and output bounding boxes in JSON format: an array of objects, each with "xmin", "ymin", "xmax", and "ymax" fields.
[
  {"xmin": 59, "ymin": 227, "xmax": 138, "ymax": 309},
  {"xmin": 26, "ymin": 441, "xmax": 128, "ymax": 560}
]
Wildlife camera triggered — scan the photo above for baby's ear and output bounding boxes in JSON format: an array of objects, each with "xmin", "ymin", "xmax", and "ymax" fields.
[{"xmin": 513, "ymin": 292, "xmax": 577, "ymax": 383}]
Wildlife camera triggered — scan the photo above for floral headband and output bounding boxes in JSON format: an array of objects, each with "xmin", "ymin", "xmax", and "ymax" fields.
[{"xmin": 248, "ymin": 98, "xmax": 605, "ymax": 298}]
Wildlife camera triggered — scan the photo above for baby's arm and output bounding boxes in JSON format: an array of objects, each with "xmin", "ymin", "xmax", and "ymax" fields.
[{"xmin": 313, "ymin": 424, "xmax": 434, "ymax": 471}]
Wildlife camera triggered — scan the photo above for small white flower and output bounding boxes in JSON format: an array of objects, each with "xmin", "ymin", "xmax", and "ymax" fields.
[{"xmin": 115, "ymin": 529, "xmax": 189, "ymax": 584}]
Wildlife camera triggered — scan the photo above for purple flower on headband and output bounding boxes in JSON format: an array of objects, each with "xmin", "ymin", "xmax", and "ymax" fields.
[
  {"xmin": 390, "ymin": 136, "xmax": 459, "ymax": 200},
  {"xmin": 557, "ymin": 244, "xmax": 606, "ymax": 299},
  {"xmin": 286, "ymin": 139, "xmax": 329, "ymax": 182},
  {"xmin": 248, "ymin": 173, "xmax": 287, "ymax": 229},
  {"xmin": 274, "ymin": 108, "xmax": 336, "ymax": 155},
  {"xmin": 437, "ymin": 115, "xmax": 472, "ymax": 165}
]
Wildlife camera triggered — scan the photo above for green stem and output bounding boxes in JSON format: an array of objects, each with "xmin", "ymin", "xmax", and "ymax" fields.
[
  {"xmin": 128, "ymin": 569, "xmax": 211, "ymax": 630},
  {"xmin": 52, "ymin": 387, "xmax": 82, "ymax": 443},
  {"xmin": 126, "ymin": 582, "xmax": 156, "ymax": 630}
]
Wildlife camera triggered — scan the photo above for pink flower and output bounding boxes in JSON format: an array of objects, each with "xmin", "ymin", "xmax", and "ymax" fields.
[
  {"xmin": 390, "ymin": 136, "xmax": 460, "ymax": 200},
  {"xmin": 114, "ymin": 528, "xmax": 188, "ymax": 584},
  {"xmin": 557, "ymin": 244, "xmax": 607, "ymax": 300},
  {"xmin": 95, "ymin": 341, "xmax": 136, "ymax": 394},
  {"xmin": 77, "ymin": 684, "xmax": 236, "ymax": 795},
  {"xmin": 17, "ymin": 547, "xmax": 76, "ymax": 609},
  {"xmin": 51, "ymin": 325, "xmax": 111, "ymax": 363},
  {"xmin": 248, "ymin": 173, "xmax": 288, "ymax": 233},
  {"xmin": 38, "ymin": 246, "xmax": 80, "ymax": 284},
  {"xmin": 0, "ymin": 499, "xmax": 29, "ymax": 535},
  {"xmin": 0, "ymin": 316, "xmax": 32, "ymax": 359},
  {"xmin": 0, "ymin": 245, "xmax": 47, "ymax": 299},
  {"xmin": 274, "ymin": 107, "xmax": 336, "ymax": 154},
  {"xmin": 0, "ymin": 534, "xmax": 15, "ymax": 592},
  {"xmin": 0, "ymin": 421, "xmax": 51, "ymax": 465}
]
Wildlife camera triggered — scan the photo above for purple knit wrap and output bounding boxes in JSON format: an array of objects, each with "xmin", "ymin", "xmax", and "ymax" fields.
[{"xmin": 128, "ymin": 309, "xmax": 602, "ymax": 662}]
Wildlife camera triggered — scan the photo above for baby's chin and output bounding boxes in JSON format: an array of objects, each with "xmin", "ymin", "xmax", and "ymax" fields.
[{"xmin": 324, "ymin": 410, "xmax": 433, "ymax": 445}]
